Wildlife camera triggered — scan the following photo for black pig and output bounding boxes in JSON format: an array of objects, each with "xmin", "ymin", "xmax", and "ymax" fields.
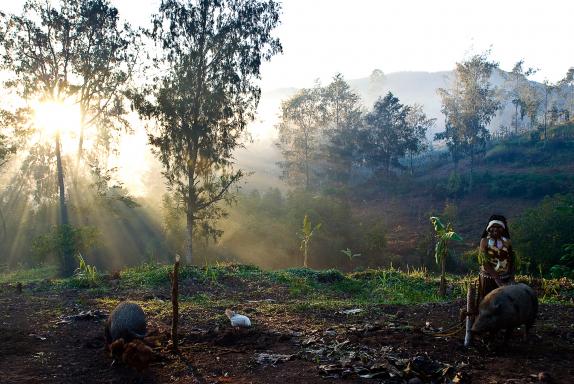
[
  {"xmin": 105, "ymin": 301, "xmax": 147, "ymax": 345},
  {"xmin": 471, "ymin": 283, "xmax": 538, "ymax": 340},
  {"xmin": 105, "ymin": 301, "xmax": 152, "ymax": 371}
]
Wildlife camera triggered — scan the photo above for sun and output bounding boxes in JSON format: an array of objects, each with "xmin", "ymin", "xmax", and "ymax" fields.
[{"xmin": 33, "ymin": 98, "xmax": 82, "ymax": 138}]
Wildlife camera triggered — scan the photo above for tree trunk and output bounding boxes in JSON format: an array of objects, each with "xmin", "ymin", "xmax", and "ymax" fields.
[
  {"xmin": 185, "ymin": 151, "xmax": 196, "ymax": 264},
  {"xmin": 469, "ymin": 145, "xmax": 474, "ymax": 191},
  {"xmin": 170, "ymin": 254, "xmax": 180, "ymax": 353},
  {"xmin": 544, "ymin": 86, "xmax": 548, "ymax": 144},
  {"xmin": 570, "ymin": 86, "xmax": 573, "ymax": 121},
  {"xmin": 185, "ymin": 212, "xmax": 194, "ymax": 264},
  {"xmin": 77, "ymin": 105, "xmax": 87, "ymax": 167},
  {"xmin": 303, "ymin": 242, "xmax": 308, "ymax": 268},
  {"xmin": 514, "ymin": 103, "xmax": 519, "ymax": 134},
  {"xmin": 305, "ymin": 131, "xmax": 310, "ymax": 191},
  {"xmin": 55, "ymin": 133, "xmax": 73, "ymax": 276},
  {"xmin": 439, "ymin": 250, "xmax": 447, "ymax": 297}
]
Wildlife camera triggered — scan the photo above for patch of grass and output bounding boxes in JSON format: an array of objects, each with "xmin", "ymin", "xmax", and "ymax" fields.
[
  {"xmin": 3, "ymin": 263, "xmax": 573, "ymax": 306},
  {"xmin": 288, "ymin": 298, "xmax": 354, "ymax": 313},
  {"xmin": 183, "ymin": 292, "xmax": 212, "ymax": 305},
  {"xmin": 218, "ymin": 263, "xmax": 264, "ymax": 279},
  {"xmin": 328, "ymin": 278, "xmax": 366, "ymax": 296},
  {"xmin": 119, "ymin": 263, "xmax": 173, "ymax": 287},
  {"xmin": 369, "ymin": 269, "xmax": 441, "ymax": 304},
  {"xmin": 0, "ymin": 265, "xmax": 58, "ymax": 284}
]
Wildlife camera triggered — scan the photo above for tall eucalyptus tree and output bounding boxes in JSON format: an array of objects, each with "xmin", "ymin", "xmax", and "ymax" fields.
[{"xmin": 131, "ymin": 0, "xmax": 282, "ymax": 263}]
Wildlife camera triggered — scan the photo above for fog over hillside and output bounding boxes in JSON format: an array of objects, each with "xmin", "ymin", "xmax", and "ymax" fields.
[{"xmin": 236, "ymin": 68, "xmax": 529, "ymax": 190}]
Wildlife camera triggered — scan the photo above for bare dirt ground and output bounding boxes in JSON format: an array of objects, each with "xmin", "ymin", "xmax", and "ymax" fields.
[{"xmin": 0, "ymin": 282, "xmax": 573, "ymax": 384}]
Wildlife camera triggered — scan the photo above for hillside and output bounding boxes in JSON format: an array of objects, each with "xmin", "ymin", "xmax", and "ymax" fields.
[
  {"xmin": 220, "ymin": 126, "xmax": 574, "ymax": 273},
  {"xmin": 353, "ymin": 126, "xmax": 574, "ymax": 258},
  {"xmin": 238, "ymin": 67, "xmax": 558, "ymax": 192}
]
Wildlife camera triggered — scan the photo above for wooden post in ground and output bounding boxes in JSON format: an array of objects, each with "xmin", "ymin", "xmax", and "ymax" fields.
[
  {"xmin": 464, "ymin": 282, "xmax": 476, "ymax": 347},
  {"xmin": 170, "ymin": 254, "xmax": 180, "ymax": 352}
]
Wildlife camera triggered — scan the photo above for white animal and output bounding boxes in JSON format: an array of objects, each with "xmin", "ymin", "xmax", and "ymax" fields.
[{"xmin": 225, "ymin": 309, "xmax": 251, "ymax": 328}]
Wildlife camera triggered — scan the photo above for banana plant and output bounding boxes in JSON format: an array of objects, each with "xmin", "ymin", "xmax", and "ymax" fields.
[
  {"xmin": 299, "ymin": 214, "xmax": 321, "ymax": 268},
  {"xmin": 341, "ymin": 248, "xmax": 361, "ymax": 270},
  {"xmin": 430, "ymin": 216, "xmax": 463, "ymax": 296}
]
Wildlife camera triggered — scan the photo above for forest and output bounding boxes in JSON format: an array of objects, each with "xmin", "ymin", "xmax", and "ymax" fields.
[{"xmin": 0, "ymin": 0, "xmax": 573, "ymax": 383}]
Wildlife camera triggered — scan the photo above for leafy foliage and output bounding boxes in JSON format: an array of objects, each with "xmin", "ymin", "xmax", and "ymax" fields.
[
  {"xmin": 0, "ymin": 0, "xmax": 137, "ymax": 275},
  {"xmin": 1, "ymin": 0, "xmax": 135, "ymax": 159},
  {"xmin": 341, "ymin": 248, "xmax": 361, "ymax": 261},
  {"xmin": 430, "ymin": 216, "xmax": 463, "ymax": 264},
  {"xmin": 276, "ymin": 85, "xmax": 325, "ymax": 190},
  {"xmin": 73, "ymin": 253, "xmax": 99, "ymax": 287},
  {"xmin": 277, "ymin": 80, "xmax": 430, "ymax": 192},
  {"xmin": 320, "ymin": 74, "xmax": 364, "ymax": 186},
  {"xmin": 513, "ymin": 194, "xmax": 574, "ymax": 275},
  {"xmin": 299, "ymin": 214, "xmax": 322, "ymax": 268},
  {"xmin": 130, "ymin": 0, "xmax": 281, "ymax": 262},
  {"xmin": 504, "ymin": 60, "xmax": 538, "ymax": 133},
  {"xmin": 362, "ymin": 92, "xmax": 411, "ymax": 176},
  {"xmin": 435, "ymin": 52, "xmax": 501, "ymax": 175},
  {"xmin": 32, "ymin": 225, "xmax": 99, "ymax": 269},
  {"xmin": 430, "ymin": 216, "xmax": 462, "ymax": 295}
]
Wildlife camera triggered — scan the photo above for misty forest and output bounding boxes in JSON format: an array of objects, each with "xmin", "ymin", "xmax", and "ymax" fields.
[{"xmin": 0, "ymin": 0, "xmax": 573, "ymax": 383}]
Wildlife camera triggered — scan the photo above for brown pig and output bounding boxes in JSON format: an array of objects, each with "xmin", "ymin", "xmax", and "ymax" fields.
[{"xmin": 471, "ymin": 283, "xmax": 538, "ymax": 340}]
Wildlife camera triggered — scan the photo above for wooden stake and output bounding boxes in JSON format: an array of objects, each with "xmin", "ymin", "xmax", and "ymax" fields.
[
  {"xmin": 464, "ymin": 282, "xmax": 476, "ymax": 347},
  {"xmin": 171, "ymin": 254, "xmax": 180, "ymax": 352}
]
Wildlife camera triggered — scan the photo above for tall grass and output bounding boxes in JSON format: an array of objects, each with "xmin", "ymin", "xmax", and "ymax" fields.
[
  {"xmin": 1, "ymin": 263, "xmax": 572, "ymax": 305},
  {"xmin": 0, "ymin": 265, "xmax": 58, "ymax": 284}
]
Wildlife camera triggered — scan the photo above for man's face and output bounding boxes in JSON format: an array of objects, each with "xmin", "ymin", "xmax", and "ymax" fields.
[{"xmin": 489, "ymin": 224, "xmax": 503, "ymax": 238}]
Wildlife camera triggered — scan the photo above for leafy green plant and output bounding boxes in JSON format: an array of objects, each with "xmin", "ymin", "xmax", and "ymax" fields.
[
  {"xmin": 363, "ymin": 221, "xmax": 387, "ymax": 254},
  {"xmin": 430, "ymin": 216, "xmax": 463, "ymax": 296},
  {"xmin": 73, "ymin": 253, "xmax": 99, "ymax": 287},
  {"xmin": 550, "ymin": 244, "xmax": 574, "ymax": 278},
  {"xmin": 446, "ymin": 171, "xmax": 468, "ymax": 197},
  {"xmin": 513, "ymin": 194, "xmax": 574, "ymax": 275},
  {"xmin": 32, "ymin": 225, "xmax": 99, "ymax": 271},
  {"xmin": 299, "ymin": 214, "xmax": 321, "ymax": 268},
  {"xmin": 341, "ymin": 248, "xmax": 361, "ymax": 269}
]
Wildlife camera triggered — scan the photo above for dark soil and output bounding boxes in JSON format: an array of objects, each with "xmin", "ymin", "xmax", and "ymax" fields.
[{"xmin": 0, "ymin": 284, "xmax": 573, "ymax": 384}]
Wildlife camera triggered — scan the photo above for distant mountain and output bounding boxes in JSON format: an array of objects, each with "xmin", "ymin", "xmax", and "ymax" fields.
[
  {"xmin": 250, "ymin": 68, "xmax": 534, "ymax": 141},
  {"xmin": 349, "ymin": 70, "xmax": 452, "ymax": 136},
  {"xmin": 237, "ymin": 69, "xmax": 558, "ymax": 190}
]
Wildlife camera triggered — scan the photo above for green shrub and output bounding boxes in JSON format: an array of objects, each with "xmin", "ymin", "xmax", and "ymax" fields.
[
  {"xmin": 72, "ymin": 253, "xmax": 100, "ymax": 287},
  {"xmin": 513, "ymin": 194, "xmax": 574, "ymax": 275},
  {"xmin": 484, "ymin": 173, "xmax": 574, "ymax": 199},
  {"xmin": 446, "ymin": 172, "xmax": 469, "ymax": 197},
  {"xmin": 279, "ymin": 267, "xmax": 344, "ymax": 283},
  {"xmin": 31, "ymin": 225, "xmax": 100, "ymax": 266}
]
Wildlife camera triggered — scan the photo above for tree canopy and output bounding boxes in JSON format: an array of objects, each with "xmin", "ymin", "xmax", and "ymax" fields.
[
  {"xmin": 436, "ymin": 53, "xmax": 500, "ymax": 178},
  {"xmin": 131, "ymin": 0, "xmax": 282, "ymax": 262}
]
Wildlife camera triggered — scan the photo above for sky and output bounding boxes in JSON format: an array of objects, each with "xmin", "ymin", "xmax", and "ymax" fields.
[
  {"xmin": 3, "ymin": 0, "xmax": 574, "ymax": 195},
  {"xmin": 4, "ymin": 0, "xmax": 574, "ymax": 89}
]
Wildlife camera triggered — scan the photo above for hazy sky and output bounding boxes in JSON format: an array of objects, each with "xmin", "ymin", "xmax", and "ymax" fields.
[
  {"xmin": 2, "ymin": 0, "xmax": 573, "ymax": 196},
  {"xmin": 4, "ymin": 0, "xmax": 574, "ymax": 89}
]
